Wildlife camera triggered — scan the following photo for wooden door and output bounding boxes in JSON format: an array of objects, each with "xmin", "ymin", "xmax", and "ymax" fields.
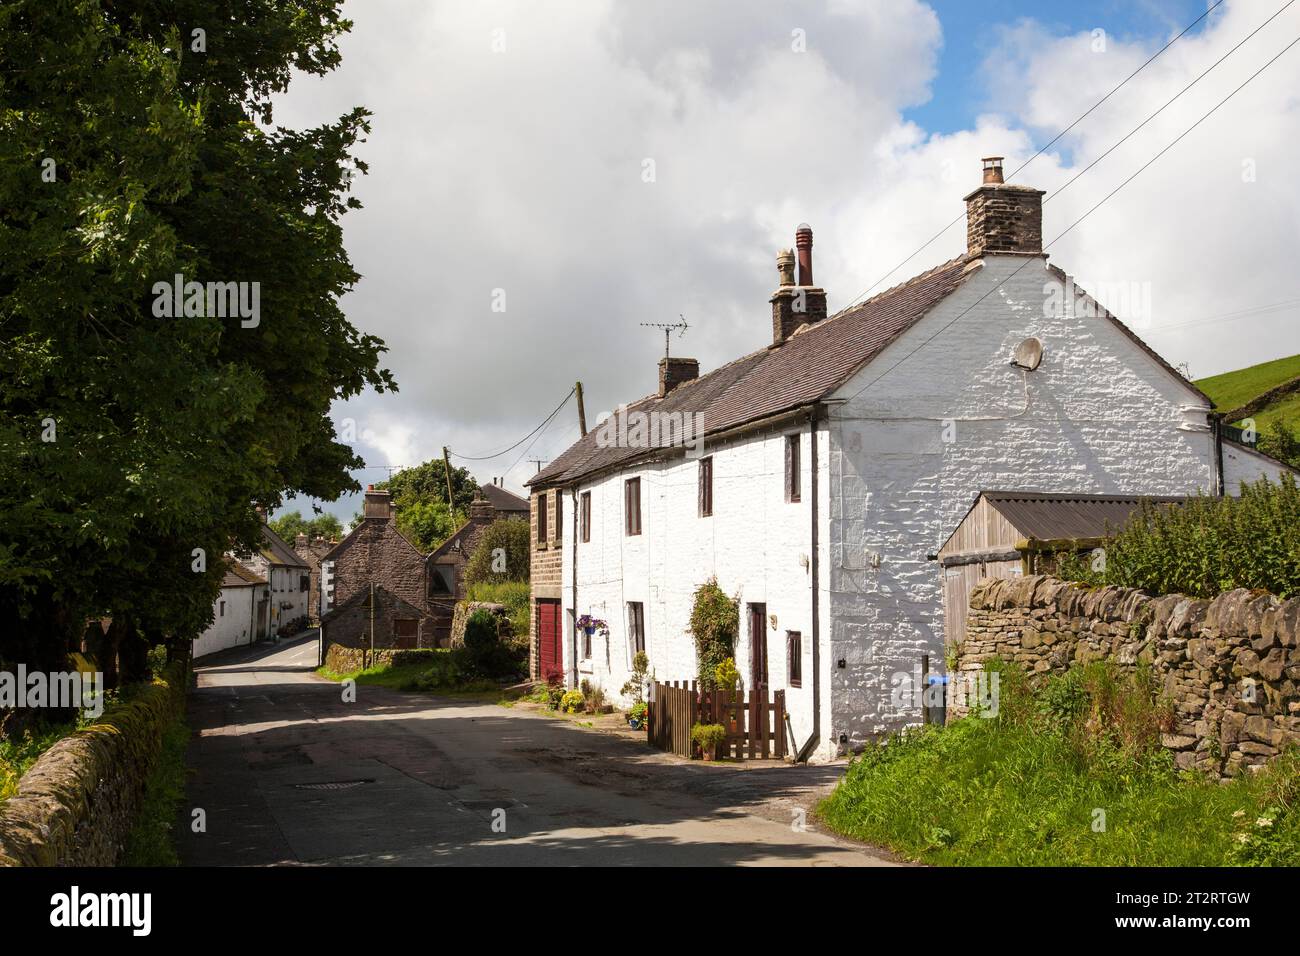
[
  {"xmin": 749, "ymin": 603, "xmax": 768, "ymax": 693},
  {"xmin": 537, "ymin": 599, "xmax": 563, "ymax": 682}
]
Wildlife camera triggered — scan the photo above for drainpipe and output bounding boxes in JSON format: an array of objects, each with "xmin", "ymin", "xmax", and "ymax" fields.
[
  {"xmin": 570, "ymin": 487, "xmax": 579, "ymax": 689},
  {"xmin": 1212, "ymin": 413, "xmax": 1226, "ymax": 497},
  {"xmin": 796, "ymin": 405, "xmax": 822, "ymax": 763}
]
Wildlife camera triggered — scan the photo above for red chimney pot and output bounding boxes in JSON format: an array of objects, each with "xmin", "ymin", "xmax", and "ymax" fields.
[{"xmin": 795, "ymin": 223, "xmax": 814, "ymax": 287}]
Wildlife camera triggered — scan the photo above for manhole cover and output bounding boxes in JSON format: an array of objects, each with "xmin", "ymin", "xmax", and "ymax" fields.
[
  {"xmin": 292, "ymin": 779, "xmax": 374, "ymax": 791},
  {"xmin": 458, "ymin": 798, "xmax": 520, "ymax": 811}
]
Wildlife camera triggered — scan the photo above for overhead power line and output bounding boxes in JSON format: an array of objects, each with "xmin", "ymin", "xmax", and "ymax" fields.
[
  {"xmin": 842, "ymin": 32, "xmax": 1300, "ymax": 405},
  {"xmin": 840, "ymin": 0, "xmax": 1230, "ymax": 311},
  {"xmin": 448, "ymin": 386, "xmax": 575, "ymax": 462}
]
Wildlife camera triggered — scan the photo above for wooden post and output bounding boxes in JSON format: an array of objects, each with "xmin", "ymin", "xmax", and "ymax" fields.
[
  {"xmin": 441, "ymin": 446, "xmax": 455, "ymax": 509},
  {"xmin": 575, "ymin": 381, "xmax": 587, "ymax": 437}
]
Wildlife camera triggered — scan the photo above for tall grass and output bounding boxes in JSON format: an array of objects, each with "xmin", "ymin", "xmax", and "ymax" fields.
[{"xmin": 818, "ymin": 661, "xmax": 1300, "ymax": 866}]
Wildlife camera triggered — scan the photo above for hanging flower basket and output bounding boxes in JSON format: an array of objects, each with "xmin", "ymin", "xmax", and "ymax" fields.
[{"xmin": 576, "ymin": 614, "xmax": 609, "ymax": 637}]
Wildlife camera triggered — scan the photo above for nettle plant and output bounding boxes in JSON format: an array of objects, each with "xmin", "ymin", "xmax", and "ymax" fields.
[{"xmin": 689, "ymin": 578, "xmax": 739, "ymax": 689}]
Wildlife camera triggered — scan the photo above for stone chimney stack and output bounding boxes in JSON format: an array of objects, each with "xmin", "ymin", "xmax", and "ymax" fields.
[
  {"xmin": 294, "ymin": 533, "xmax": 308, "ymax": 550},
  {"xmin": 770, "ymin": 225, "xmax": 827, "ymax": 346},
  {"xmin": 363, "ymin": 484, "xmax": 392, "ymax": 521},
  {"xmin": 964, "ymin": 157, "xmax": 1045, "ymax": 259},
  {"xmin": 658, "ymin": 356, "xmax": 699, "ymax": 397},
  {"xmin": 469, "ymin": 493, "xmax": 495, "ymax": 520}
]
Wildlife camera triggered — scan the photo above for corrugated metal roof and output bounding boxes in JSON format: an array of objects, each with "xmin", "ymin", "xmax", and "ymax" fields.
[{"xmin": 981, "ymin": 490, "xmax": 1191, "ymax": 542}]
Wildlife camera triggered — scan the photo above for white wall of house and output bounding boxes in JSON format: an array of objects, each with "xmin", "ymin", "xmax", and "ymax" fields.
[
  {"xmin": 823, "ymin": 254, "xmax": 1228, "ymax": 756},
  {"xmin": 241, "ymin": 554, "xmax": 309, "ymax": 634},
  {"xmin": 562, "ymin": 421, "xmax": 830, "ymax": 751},
  {"xmin": 1223, "ymin": 440, "xmax": 1295, "ymax": 491},
  {"xmin": 194, "ymin": 585, "xmax": 258, "ymax": 658}
]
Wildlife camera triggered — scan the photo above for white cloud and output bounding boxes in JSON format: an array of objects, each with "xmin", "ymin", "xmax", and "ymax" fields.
[{"xmin": 273, "ymin": 0, "xmax": 1300, "ymax": 523}]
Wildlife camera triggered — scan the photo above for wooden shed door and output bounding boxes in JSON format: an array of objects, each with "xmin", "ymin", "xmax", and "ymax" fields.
[
  {"xmin": 537, "ymin": 599, "xmax": 563, "ymax": 682},
  {"xmin": 394, "ymin": 618, "xmax": 418, "ymax": 649}
]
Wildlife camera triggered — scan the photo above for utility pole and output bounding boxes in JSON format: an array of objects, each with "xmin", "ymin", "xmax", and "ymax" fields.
[
  {"xmin": 442, "ymin": 446, "xmax": 455, "ymax": 508},
  {"xmin": 575, "ymin": 380, "xmax": 587, "ymax": 437}
]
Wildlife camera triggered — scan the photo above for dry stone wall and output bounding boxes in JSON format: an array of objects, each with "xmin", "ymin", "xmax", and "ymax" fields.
[
  {"xmin": 956, "ymin": 576, "xmax": 1300, "ymax": 777},
  {"xmin": 0, "ymin": 662, "xmax": 187, "ymax": 866}
]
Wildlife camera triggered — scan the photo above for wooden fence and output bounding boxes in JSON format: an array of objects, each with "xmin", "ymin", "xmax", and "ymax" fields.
[{"xmin": 647, "ymin": 681, "xmax": 787, "ymax": 760}]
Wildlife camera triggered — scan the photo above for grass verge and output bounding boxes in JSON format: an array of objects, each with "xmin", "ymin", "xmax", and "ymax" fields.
[
  {"xmin": 121, "ymin": 712, "xmax": 190, "ymax": 866},
  {"xmin": 817, "ymin": 662, "xmax": 1300, "ymax": 866}
]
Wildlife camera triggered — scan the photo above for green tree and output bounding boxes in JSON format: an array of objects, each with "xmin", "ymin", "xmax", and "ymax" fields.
[
  {"xmin": 0, "ymin": 2, "xmax": 393, "ymax": 710},
  {"xmin": 1257, "ymin": 420, "xmax": 1300, "ymax": 470},
  {"xmin": 464, "ymin": 519, "xmax": 531, "ymax": 585},
  {"xmin": 271, "ymin": 510, "xmax": 342, "ymax": 542},
  {"xmin": 397, "ymin": 499, "xmax": 465, "ymax": 553},
  {"xmin": 379, "ymin": 459, "xmax": 478, "ymax": 514}
]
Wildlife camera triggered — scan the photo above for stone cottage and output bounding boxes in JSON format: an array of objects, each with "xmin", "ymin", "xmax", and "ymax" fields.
[
  {"xmin": 236, "ymin": 515, "xmax": 310, "ymax": 637},
  {"xmin": 293, "ymin": 533, "xmax": 337, "ymax": 626},
  {"xmin": 319, "ymin": 485, "xmax": 436, "ymax": 660},
  {"xmin": 524, "ymin": 157, "xmax": 1293, "ymax": 762}
]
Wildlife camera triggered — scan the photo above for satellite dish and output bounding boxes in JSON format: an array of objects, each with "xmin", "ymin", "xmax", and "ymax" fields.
[{"xmin": 1011, "ymin": 337, "xmax": 1044, "ymax": 371}]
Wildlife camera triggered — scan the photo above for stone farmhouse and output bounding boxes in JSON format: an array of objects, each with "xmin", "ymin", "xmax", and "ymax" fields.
[{"xmin": 525, "ymin": 157, "xmax": 1292, "ymax": 762}]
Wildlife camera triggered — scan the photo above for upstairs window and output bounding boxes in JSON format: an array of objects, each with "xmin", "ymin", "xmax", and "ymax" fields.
[
  {"xmin": 537, "ymin": 493, "xmax": 548, "ymax": 546},
  {"xmin": 625, "ymin": 478, "xmax": 642, "ymax": 536},
  {"xmin": 698, "ymin": 457, "xmax": 713, "ymax": 517},
  {"xmin": 555, "ymin": 492, "xmax": 563, "ymax": 542},
  {"xmin": 785, "ymin": 434, "xmax": 801, "ymax": 503},
  {"xmin": 580, "ymin": 491, "xmax": 591, "ymax": 542}
]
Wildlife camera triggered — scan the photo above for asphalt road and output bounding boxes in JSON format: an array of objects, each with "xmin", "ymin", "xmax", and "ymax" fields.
[{"xmin": 178, "ymin": 635, "xmax": 896, "ymax": 866}]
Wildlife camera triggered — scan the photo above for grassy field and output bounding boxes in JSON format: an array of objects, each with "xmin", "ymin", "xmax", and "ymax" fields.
[
  {"xmin": 817, "ymin": 664, "xmax": 1300, "ymax": 866},
  {"xmin": 1196, "ymin": 353, "xmax": 1300, "ymax": 414}
]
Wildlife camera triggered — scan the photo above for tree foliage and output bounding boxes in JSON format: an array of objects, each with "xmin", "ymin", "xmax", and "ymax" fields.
[
  {"xmin": 0, "ymin": 1, "xmax": 393, "ymax": 699},
  {"xmin": 464, "ymin": 519, "xmax": 531, "ymax": 586},
  {"xmin": 270, "ymin": 511, "xmax": 342, "ymax": 543}
]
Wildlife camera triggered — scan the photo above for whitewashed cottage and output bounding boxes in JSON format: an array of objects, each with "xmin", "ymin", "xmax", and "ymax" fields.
[{"xmin": 526, "ymin": 158, "xmax": 1291, "ymax": 762}]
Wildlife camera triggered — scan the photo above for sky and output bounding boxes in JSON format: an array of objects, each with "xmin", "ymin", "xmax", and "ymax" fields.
[{"xmin": 271, "ymin": 0, "xmax": 1300, "ymax": 526}]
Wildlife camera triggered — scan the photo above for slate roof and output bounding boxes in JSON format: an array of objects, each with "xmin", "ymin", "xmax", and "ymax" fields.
[
  {"xmin": 529, "ymin": 256, "xmax": 973, "ymax": 487},
  {"xmin": 260, "ymin": 524, "xmax": 310, "ymax": 568},
  {"xmin": 221, "ymin": 562, "xmax": 266, "ymax": 588},
  {"xmin": 479, "ymin": 482, "xmax": 529, "ymax": 513}
]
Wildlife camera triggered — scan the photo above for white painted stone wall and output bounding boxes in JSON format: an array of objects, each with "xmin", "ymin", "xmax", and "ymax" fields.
[
  {"xmin": 1223, "ymin": 440, "xmax": 1295, "ymax": 491},
  {"xmin": 562, "ymin": 421, "xmax": 830, "ymax": 751},
  {"xmin": 823, "ymin": 254, "xmax": 1222, "ymax": 757},
  {"xmin": 240, "ymin": 553, "xmax": 309, "ymax": 635},
  {"xmin": 193, "ymin": 584, "xmax": 257, "ymax": 658}
]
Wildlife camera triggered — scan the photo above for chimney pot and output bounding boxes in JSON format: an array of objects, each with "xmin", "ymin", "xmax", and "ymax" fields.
[
  {"xmin": 776, "ymin": 248, "xmax": 795, "ymax": 288},
  {"xmin": 982, "ymin": 156, "xmax": 1005, "ymax": 184},
  {"xmin": 794, "ymin": 224, "xmax": 814, "ymax": 286}
]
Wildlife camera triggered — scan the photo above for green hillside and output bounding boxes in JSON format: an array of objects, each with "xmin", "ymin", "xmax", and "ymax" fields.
[
  {"xmin": 1196, "ymin": 354, "xmax": 1300, "ymax": 468},
  {"xmin": 1196, "ymin": 353, "xmax": 1300, "ymax": 415}
]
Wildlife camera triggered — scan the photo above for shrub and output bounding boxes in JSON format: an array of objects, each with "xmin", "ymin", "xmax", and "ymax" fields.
[
  {"xmin": 689, "ymin": 578, "xmax": 739, "ymax": 689},
  {"xmin": 1056, "ymin": 475, "xmax": 1300, "ymax": 599},
  {"xmin": 714, "ymin": 657, "xmax": 742, "ymax": 697},
  {"xmin": 690, "ymin": 723, "xmax": 726, "ymax": 754},
  {"xmin": 579, "ymin": 679, "xmax": 607, "ymax": 714},
  {"xmin": 559, "ymin": 690, "xmax": 584, "ymax": 714},
  {"xmin": 620, "ymin": 651, "xmax": 651, "ymax": 704},
  {"xmin": 627, "ymin": 701, "xmax": 648, "ymax": 725},
  {"xmin": 545, "ymin": 683, "xmax": 566, "ymax": 710},
  {"xmin": 466, "ymin": 580, "xmax": 530, "ymax": 641},
  {"xmin": 458, "ymin": 608, "xmax": 525, "ymax": 681},
  {"xmin": 464, "ymin": 519, "xmax": 531, "ymax": 587}
]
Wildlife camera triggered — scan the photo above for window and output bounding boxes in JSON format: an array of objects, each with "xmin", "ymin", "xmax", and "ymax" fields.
[
  {"xmin": 537, "ymin": 493, "xmax": 548, "ymax": 545},
  {"xmin": 582, "ymin": 624, "xmax": 592, "ymax": 660},
  {"xmin": 624, "ymin": 477, "xmax": 641, "ymax": 536},
  {"xmin": 698, "ymin": 456, "xmax": 713, "ymax": 517},
  {"xmin": 555, "ymin": 492, "xmax": 562, "ymax": 542},
  {"xmin": 628, "ymin": 601, "xmax": 645, "ymax": 655},
  {"xmin": 785, "ymin": 434, "xmax": 801, "ymax": 502},
  {"xmin": 580, "ymin": 491, "xmax": 591, "ymax": 542},
  {"xmin": 787, "ymin": 631, "xmax": 802, "ymax": 688},
  {"xmin": 219, "ymin": 600, "xmax": 225, "ymax": 617},
  {"xmin": 300, "ymin": 574, "xmax": 310, "ymax": 592}
]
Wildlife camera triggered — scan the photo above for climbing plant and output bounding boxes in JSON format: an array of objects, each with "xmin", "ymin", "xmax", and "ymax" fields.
[{"xmin": 688, "ymin": 578, "xmax": 739, "ymax": 689}]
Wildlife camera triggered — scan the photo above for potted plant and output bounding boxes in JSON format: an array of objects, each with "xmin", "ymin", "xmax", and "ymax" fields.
[
  {"xmin": 627, "ymin": 700, "xmax": 648, "ymax": 730},
  {"xmin": 576, "ymin": 614, "xmax": 608, "ymax": 637},
  {"xmin": 691, "ymin": 723, "xmax": 726, "ymax": 761}
]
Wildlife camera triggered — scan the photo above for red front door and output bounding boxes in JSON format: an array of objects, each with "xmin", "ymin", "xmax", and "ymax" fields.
[{"xmin": 537, "ymin": 599, "xmax": 563, "ymax": 682}]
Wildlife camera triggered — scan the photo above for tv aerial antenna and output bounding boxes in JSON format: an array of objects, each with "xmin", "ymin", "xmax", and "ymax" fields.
[{"xmin": 640, "ymin": 315, "xmax": 689, "ymax": 359}]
